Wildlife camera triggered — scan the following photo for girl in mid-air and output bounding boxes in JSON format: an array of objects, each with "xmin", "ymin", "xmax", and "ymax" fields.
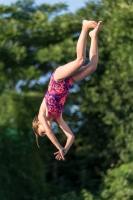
[{"xmin": 32, "ymin": 20, "xmax": 103, "ymax": 161}]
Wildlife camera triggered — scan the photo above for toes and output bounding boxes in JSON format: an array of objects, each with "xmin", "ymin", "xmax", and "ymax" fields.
[
  {"xmin": 98, "ymin": 21, "xmax": 103, "ymax": 26},
  {"xmin": 96, "ymin": 21, "xmax": 103, "ymax": 30}
]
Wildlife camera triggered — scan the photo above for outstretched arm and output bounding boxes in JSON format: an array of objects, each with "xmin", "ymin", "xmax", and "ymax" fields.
[
  {"xmin": 38, "ymin": 100, "xmax": 65, "ymax": 160},
  {"xmin": 55, "ymin": 116, "xmax": 75, "ymax": 160},
  {"xmin": 60, "ymin": 119, "xmax": 75, "ymax": 151}
]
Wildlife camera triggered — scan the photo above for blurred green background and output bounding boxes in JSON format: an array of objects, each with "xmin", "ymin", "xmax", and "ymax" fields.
[{"xmin": 0, "ymin": 0, "xmax": 133, "ymax": 199}]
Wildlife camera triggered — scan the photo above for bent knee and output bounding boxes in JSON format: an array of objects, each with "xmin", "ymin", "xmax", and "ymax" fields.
[
  {"xmin": 92, "ymin": 64, "xmax": 97, "ymax": 72},
  {"xmin": 89, "ymin": 61, "xmax": 98, "ymax": 72},
  {"xmin": 76, "ymin": 57, "xmax": 85, "ymax": 66}
]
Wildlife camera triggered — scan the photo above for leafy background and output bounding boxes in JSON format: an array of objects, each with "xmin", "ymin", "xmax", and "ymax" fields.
[{"xmin": 0, "ymin": 0, "xmax": 133, "ymax": 199}]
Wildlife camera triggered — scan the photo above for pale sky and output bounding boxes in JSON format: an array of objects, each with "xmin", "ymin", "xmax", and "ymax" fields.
[{"xmin": 0, "ymin": 0, "xmax": 86, "ymax": 12}]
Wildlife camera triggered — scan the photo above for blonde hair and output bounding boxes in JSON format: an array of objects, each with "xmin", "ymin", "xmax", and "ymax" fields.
[
  {"xmin": 32, "ymin": 116, "xmax": 40, "ymax": 148},
  {"xmin": 32, "ymin": 116, "xmax": 39, "ymax": 134}
]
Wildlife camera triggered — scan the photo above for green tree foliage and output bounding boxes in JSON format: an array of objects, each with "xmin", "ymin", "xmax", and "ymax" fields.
[
  {"xmin": 0, "ymin": 0, "xmax": 133, "ymax": 199},
  {"xmin": 101, "ymin": 162, "xmax": 133, "ymax": 199}
]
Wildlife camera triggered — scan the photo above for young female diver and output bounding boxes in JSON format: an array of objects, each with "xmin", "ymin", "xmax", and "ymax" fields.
[{"xmin": 32, "ymin": 20, "xmax": 103, "ymax": 161}]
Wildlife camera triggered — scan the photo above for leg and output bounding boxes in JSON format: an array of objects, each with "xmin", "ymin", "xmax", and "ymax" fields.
[
  {"xmin": 54, "ymin": 20, "xmax": 97, "ymax": 82},
  {"xmin": 72, "ymin": 21, "xmax": 103, "ymax": 82}
]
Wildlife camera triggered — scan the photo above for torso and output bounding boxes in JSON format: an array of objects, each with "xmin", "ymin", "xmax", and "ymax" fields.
[{"xmin": 44, "ymin": 71, "xmax": 73, "ymax": 120}]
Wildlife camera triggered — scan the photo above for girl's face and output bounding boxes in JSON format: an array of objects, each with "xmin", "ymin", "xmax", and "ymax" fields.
[{"xmin": 37, "ymin": 124, "xmax": 46, "ymax": 137}]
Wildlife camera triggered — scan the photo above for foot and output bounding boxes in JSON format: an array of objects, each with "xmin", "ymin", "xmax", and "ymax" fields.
[
  {"xmin": 89, "ymin": 21, "xmax": 103, "ymax": 38},
  {"xmin": 82, "ymin": 20, "xmax": 97, "ymax": 30}
]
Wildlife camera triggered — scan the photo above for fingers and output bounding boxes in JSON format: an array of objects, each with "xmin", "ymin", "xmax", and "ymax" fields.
[
  {"xmin": 54, "ymin": 152, "xmax": 62, "ymax": 160},
  {"xmin": 60, "ymin": 153, "xmax": 65, "ymax": 160},
  {"xmin": 59, "ymin": 148, "xmax": 65, "ymax": 160},
  {"xmin": 54, "ymin": 148, "xmax": 67, "ymax": 161},
  {"xmin": 55, "ymin": 154, "xmax": 61, "ymax": 160},
  {"xmin": 55, "ymin": 154, "xmax": 62, "ymax": 161},
  {"xmin": 54, "ymin": 151, "xmax": 60, "ymax": 155},
  {"xmin": 54, "ymin": 151, "xmax": 66, "ymax": 156},
  {"xmin": 54, "ymin": 152, "xmax": 65, "ymax": 161}
]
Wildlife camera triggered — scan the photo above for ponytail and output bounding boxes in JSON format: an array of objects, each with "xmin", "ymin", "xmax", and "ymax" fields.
[
  {"xmin": 32, "ymin": 116, "xmax": 41, "ymax": 148},
  {"xmin": 35, "ymin": 133, "xmax": 41, "ymax": 148}
]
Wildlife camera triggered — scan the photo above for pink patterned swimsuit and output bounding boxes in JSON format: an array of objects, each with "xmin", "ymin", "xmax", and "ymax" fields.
[{"xmin": 45, "ymin": 71, "xmax": 73, "ymax": 120}]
